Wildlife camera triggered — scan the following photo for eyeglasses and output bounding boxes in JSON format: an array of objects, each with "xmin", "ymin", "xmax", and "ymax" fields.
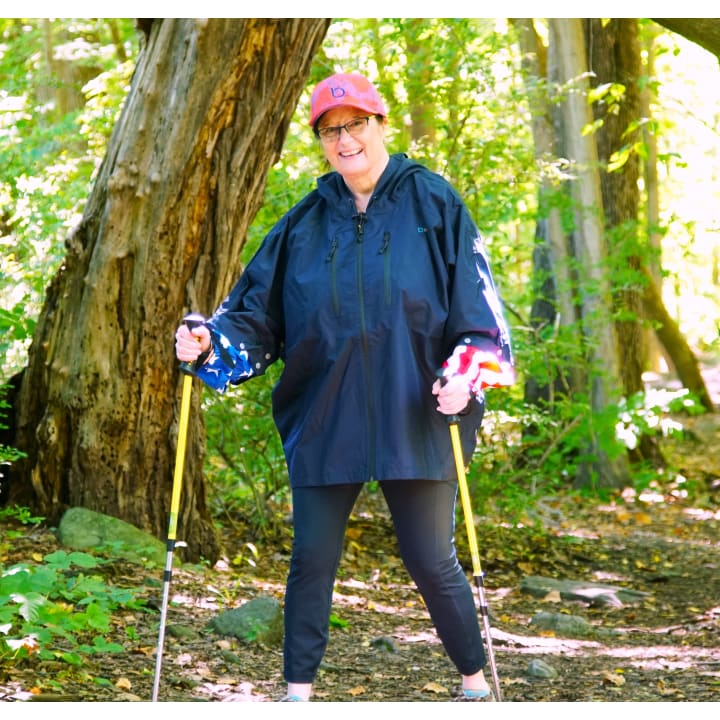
[{"xmin": 316, "ymin": 116, "xmax": 374, "ymax": 143}]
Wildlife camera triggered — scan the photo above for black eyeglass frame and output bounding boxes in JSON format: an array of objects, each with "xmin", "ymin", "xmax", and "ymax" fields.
[{"xmin": 314, "ymin": 114, "xmax": 381, "ymax": 142}]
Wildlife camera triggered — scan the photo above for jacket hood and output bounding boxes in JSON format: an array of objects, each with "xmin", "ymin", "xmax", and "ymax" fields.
[{"xmin": 315, "ymin": 152, "xmax": 426, "ymax": 210}]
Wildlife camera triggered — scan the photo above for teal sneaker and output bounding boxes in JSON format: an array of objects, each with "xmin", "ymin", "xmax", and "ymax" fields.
[{"xmin": 454, "ymin": 686, "xmax": 496, "ymax": 701}]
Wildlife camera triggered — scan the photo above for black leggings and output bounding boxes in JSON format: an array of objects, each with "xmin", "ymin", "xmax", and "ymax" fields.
[{"xmin": 283, "ymin": 479, "xmax": 486, "ymax": 683}]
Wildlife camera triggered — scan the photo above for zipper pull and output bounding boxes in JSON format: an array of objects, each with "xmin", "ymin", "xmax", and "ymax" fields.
[
  {"xmin": 356, "ymin": 212, "xmax": 366, "ymax": 243},
  {"xmin": 326, "ymin": 237, "xmax": 338, "ymax": 262}
]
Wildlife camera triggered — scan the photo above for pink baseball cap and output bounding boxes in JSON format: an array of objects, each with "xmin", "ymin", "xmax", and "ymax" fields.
[{"xmin": 309, "ymin": 72, "xmax": 388, "ymax": 127}]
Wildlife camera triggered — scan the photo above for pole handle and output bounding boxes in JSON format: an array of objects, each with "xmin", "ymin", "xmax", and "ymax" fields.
[
  {"xmin": 179, "ymin": 312, "xmax": 206, "ymax": 375},
  {"xmin": 435, "ymin": 369, "xmax": 471, "ymax": 424}
]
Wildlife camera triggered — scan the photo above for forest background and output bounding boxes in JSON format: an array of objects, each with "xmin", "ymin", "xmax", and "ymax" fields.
[{"xmin": 0, "ymin": 17, "xmax": 719, "ymax": 702}]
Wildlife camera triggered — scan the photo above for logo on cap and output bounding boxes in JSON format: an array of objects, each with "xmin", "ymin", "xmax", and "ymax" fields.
[{"xmin": 309, "ymin": 72, "xmax": 387, "ymax": 127}]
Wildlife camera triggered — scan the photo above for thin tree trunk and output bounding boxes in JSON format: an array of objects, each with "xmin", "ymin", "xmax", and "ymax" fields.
[
  {"xmin": 641, "ymin": 270, "xmax": 715, "ymax": 412},
  {"xmin": 641, "ymin": 25, "xmax": 666, "ymax": 373},
  {"xmin": 406, "ymin": 19, "xmax": 437, "ymax": 146}
]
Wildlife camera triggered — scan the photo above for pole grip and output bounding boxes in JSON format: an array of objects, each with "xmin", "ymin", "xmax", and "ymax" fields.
[
  {"xmin": 435, "ymin": 369, "xmax": 471, "ymax": 423},
  {"xmin": 179, "ymin": 312, "xmax": 206, "ymax": 375}
]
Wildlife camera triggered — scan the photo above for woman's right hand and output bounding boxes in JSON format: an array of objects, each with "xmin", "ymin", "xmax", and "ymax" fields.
[{"xmin": 175, "ymin": 323, "xmax": 211, "ymax": 362}]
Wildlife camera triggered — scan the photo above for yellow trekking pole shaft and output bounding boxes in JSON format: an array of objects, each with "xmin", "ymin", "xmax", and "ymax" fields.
[
  {"xmin": 152, "ymin": 313, "xmax": 204, "ymax": 702},
  {"xmin": 449, "ymin": 422, "xmax": 482, "ymax": 575},
  {"xmin": 152, "ymin": 372, "xmax": 192, "ymax": 702},
  {"xmin": 168, "ymin": 373, "xmax": 192, "ymax": 540},
  {"xmin": 448, "ymin": 417, "xmax": 503, "ymax": 701}
]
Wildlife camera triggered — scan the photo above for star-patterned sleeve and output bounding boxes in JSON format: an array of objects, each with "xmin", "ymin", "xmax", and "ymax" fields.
[{"xmin": 189, "ymin": 327, "xmax": 254, "ymax": 392}]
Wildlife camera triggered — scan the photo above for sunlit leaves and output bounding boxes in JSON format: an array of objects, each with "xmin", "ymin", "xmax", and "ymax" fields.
[{"xmin": 0, "ymin": 19, "xmax": 139, "ymax": 377}]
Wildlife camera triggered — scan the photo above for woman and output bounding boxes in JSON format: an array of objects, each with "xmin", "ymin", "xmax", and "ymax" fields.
[{"xmin": 175, "ymin": 72, "xmax": 514, "ymax": 702}]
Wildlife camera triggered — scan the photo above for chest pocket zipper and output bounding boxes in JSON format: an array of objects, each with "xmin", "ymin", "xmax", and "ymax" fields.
[
  {"xmin": 379, "ymin": 231, "xmax": 391, "ymax": 306},
  {"xmin": 326, "ymin": 237, "xmax": 340, "ymax": 316}
]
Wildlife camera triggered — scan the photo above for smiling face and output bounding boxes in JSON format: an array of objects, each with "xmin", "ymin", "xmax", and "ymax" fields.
[{"xmin": 317, "ymin": 106, "xmax": 390, "ymax": 192}]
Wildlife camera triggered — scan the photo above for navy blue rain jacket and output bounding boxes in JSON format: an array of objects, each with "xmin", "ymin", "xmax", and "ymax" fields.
[{"xmin": 200, "ymin": 153, "xmax": 513, "ymax": 488}]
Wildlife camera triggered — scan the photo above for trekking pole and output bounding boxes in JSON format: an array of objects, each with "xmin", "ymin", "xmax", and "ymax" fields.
[
  {"xmin": 151, "ymin": 313, "xmax": 205, "ymax": 702},
  {"xmin": 447, "ymin": 412, "xmax": 503, "ymax": 702}
]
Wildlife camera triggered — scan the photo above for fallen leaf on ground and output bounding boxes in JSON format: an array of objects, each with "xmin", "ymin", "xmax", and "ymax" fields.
[
  {"xmin": 422, "ymin": 681, "xmax": 449, "ymax": 694},
  {"xmin": 602, "ymin": 671, "xmax": 626, "ymax": 686}
]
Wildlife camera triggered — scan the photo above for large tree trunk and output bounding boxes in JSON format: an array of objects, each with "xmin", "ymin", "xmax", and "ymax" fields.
[
  {"xmin": 9, "ymin": 18, "xmax": 331, "ymax": 563},
  {"xmin": 549, "ymin": 18, "xmax": 629, "ymax": 488},
  {"xmin": 585, "ymin": 19, "xmax": 664, "ymax": 465},
  {"xmin": 589, "ymin": 20, "xmax": 714, "ymax": 421},
  {"xmin": 513, "ymin": 18, "xmax": 582, "ymax": 407},
  {"xmin": 587, "ymin": 19, "xmax": 646, "ymax": 396}
]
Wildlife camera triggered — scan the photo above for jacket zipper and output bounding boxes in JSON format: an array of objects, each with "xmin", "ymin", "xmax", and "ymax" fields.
[{"xmin": 355, "ymin": 212, "xmax": 376, "ymax": 480}]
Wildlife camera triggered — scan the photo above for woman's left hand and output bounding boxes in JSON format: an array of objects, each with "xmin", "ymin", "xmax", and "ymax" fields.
[{"xmin": 432, "ymin": 376, "xmax": 471, "ymax": 415}]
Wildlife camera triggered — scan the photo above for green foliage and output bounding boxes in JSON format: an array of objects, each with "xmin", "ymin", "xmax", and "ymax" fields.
[
  {"xmin": 0, "ymin": 546, "xmax": 145, "ymax": 666},
  {"xmin": 0, "ymin": 505, "xmax": 43, "ymax": 527},
  {"xmin": 329, "ymin": 612, "xmax": 349, "ymax": 630},
  {"xmin": 0, "ymin": 19, "xmax": 138, "ymax": 379},
  {"xmin": 202, "ymin": 362, "xmax": 290, "ymax": 540},
  {"xmin": 230, "ymin": 541, "xmax": 260, "ymax": 569},
  {"xmin": 0, "ymin": 384, "xmax": 25, "ymax": 466},
  {"xmin": 467, "ymin": 224, "xmax": 707, "ymax": 518},
  {"xmin": 468, "ymin": 381, "xmax": 707, "ymax": 524}
]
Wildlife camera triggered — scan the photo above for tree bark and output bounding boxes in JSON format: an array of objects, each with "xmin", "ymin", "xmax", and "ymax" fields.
[
  {"xmin": 585, "ymin": 19, "xmax": 665, "ymax": 465},
  {"xmin": 9, "ymin": 18, "xmax": 331, "ymax": 563},
  {"xmin": 39, "ymin": 19, "xmax": 102, "ymax": 119},
  {"xmin": 549, "ymin": 18, "xmax": 629, "ymax": 488},
  {"xmin": 513, "ymin": 19, "xmax": 582, "ymax": 407},
  {"xmin": 587, "ymin": 19, "xmax": 646, "ymax": 395},
  {"xmin": 405, "ymin": 19, "xmax": 437, "ymax": 147}
]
